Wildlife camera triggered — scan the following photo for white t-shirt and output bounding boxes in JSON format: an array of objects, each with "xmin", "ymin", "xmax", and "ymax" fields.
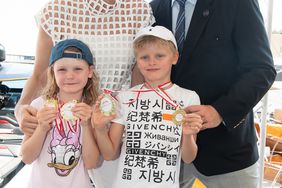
[
  {"xmin": 112, "ymin": 84, "xmax": 200, "ymax": 188},
  {"xmin": 26, "ymin": 97, "xmax": 92, "ymax": 188}
]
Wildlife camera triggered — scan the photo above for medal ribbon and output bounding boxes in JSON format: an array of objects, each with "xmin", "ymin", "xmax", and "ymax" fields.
[
  {"xmin": 144, "ymin": 81, "xmax": 179, "ymax": 109},
  {"xmin": 103, "ymin": 82, "xmax": 177, "ymax": 106},
  {"xmin": 54, "ymin": 101, "xmax": 80, "ymax": 134},
  {"xmin": 103, "ymin": 87, "xmax": 153, "ymax": 105}
]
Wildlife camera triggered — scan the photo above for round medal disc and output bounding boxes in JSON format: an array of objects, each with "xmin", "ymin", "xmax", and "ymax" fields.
[
  {"xmin": 61, "ymin": 100, "xmax": 78, "ymax": 121},
  {"xmin": 45, "ymin": 99, "xmax": 58, "ymax": 109},
  {"xmin": 171, "ymin": 109, "xmax": 186, "ymax": 125},
  {"xmin": 100, "ymin": 94, "xmax": 115, "ymax": 116}
]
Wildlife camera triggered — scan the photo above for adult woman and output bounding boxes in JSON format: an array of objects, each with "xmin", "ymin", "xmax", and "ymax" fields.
[{"xmin": 15, "ymin": 0, "xmax": 154, "ymax": 187}]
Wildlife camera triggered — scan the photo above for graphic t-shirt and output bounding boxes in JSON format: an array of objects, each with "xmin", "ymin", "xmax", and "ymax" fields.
[
  {"xmin": 26, "ymin": 97, "xmax": 92, "ymax": 188},
  {"xmin": 112, "ymin": 84, "xmax": 200, "ymax": 188}
]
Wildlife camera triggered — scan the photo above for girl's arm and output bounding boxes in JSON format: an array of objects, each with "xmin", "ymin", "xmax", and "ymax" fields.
[
  {"xmin": 94, "ymin": 122, "xmax": 124, "ymax": 161},
  {"xmin": 21, "ymin": 107, "xmax": 56, "ymax": 164},
  {"xmin": 72, "ymin": 103, "xmax": 100, "ymax": 169},
  {"xmin": 181, "ymin": 113, "xmax": 202, "ymax": 163},
  {"xmin": 91, "ymin": 95, "xmax": 124, "ymax": 160},
  {"xmin": 81, "ymin": 121, "xmax": 100, "ymax": 169}
]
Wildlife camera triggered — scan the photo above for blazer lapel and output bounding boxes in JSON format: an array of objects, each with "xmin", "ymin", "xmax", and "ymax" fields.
[
  {"xmin": 183, "ymin": 0, "xmax": 215, "ymax": 59},
  {"xmin": 153, "ymin": 0, "xmax": 173, "ymax": 30}
]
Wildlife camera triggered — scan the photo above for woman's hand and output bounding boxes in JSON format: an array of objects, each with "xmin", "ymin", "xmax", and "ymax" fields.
[{"xmin": 16, "ymin": 105, "xmax": 38, "ymax": 136}]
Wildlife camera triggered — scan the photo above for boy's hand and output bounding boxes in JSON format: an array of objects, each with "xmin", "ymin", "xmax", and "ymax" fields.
[
  {"xmin": 72, "ymin": 102, "xmax": 93, "ymax": 126},
  {"xmin": 182, "ymin": 113, "xmax": 203, "ymax": 135},
  {"xmin": 37, "ymin": 106, "xmax": 57, "ymax": 132},
  {"xmin": 91, "ymin": 95, "xmax": 116, "ymax": 132}
]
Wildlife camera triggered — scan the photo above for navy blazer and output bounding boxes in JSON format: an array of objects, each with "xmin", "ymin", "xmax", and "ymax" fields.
[{"xmin": 151, "ymin": 0, "xmax": 276, "ymax": 176}]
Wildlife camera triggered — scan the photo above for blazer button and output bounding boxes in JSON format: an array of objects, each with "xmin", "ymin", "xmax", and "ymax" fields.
[{"xmin": 203, "ymin": 9, "xmax": 209, "ymax": 17}]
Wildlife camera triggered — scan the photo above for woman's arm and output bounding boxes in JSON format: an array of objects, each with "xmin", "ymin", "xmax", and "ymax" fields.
[
  {"xmin": 131, "ymin": 63, "xmax": 144, "ymax": 87},
  {"xmin": 15, "ymin": 27, "xmax": 53, "ymax": 135}
]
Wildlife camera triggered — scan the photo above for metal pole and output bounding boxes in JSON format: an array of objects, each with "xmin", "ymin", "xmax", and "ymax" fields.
[
  {"xmin": 258, "ymin": 0, "xmax": 274, "ymax": 187},
  {"xmin": 259, "ymin": 94, "xmax": 269, "ymax": 188}
]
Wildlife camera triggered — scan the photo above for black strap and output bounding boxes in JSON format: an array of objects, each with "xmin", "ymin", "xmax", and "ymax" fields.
[{"xmin": 62, "ymin": 52, "xmax": 83, "ymax": 59}]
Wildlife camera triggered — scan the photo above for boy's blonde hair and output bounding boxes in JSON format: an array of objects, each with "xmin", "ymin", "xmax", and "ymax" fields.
[
  {"xmin": 41, "ymin": 46, "xmax": 99, "ymax": 105},
  {"xmin": 133, "ymin": 36, "xmax": 178, "ymax": 56}
]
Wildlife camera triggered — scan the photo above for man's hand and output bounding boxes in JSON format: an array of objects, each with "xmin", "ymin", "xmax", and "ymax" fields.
[
  {"xmin": 184, "ymin": 105, "xmax": 222, "ymax": 130},
  {"xmin": 16, "ymin": 105, "xmax": 38, "ymax": 136}
]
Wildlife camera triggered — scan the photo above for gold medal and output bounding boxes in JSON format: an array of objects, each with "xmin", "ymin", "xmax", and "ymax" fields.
[
  {"xmin": 61, "ymin": 100, "xmax": 78, "ymax": 121},
  {"xmin": 171, "ymin": 109, "xmax": 186, "ymax": 125},
  {"xmin": 100, "ymin": 94, "xmax": 116, "ymax": 116},
  {"xmin": 45, "ymin": 99, "xmax": 58, "ymax": 109}
]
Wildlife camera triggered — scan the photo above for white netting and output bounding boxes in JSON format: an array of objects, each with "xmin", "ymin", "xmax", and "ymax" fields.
[{"xmin": 36, "ymin": 0, "xmax": 155, "ymax": 90}]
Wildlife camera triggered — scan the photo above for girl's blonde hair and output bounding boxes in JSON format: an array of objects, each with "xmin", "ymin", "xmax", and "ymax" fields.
[
  {"xmin": 41, "ymin": 47, "xmax": 99, "ymax": 105},
  {"xmin": 133, "ymin": 35, "xmax": 178, "ymax": 55}
]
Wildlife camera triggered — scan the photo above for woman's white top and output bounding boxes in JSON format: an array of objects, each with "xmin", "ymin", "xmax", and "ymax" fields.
[{"xmin": 36, "ymin": 0, "xmax": 155, "ymax": 90}]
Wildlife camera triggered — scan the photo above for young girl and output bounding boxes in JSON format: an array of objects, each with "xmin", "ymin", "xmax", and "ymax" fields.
[
  {"xmin": 21, "ymin": 39, "xmax": 100, "ymax": 188},
  {"xmin": 92, "ymin": 26, "xmax": 203, "ymax": 188}
]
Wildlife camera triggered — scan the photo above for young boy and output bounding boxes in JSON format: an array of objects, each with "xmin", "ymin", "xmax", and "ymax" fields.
[{"xmin": 92, "ymin": 26, "xmax": 202, "ymax": 188}]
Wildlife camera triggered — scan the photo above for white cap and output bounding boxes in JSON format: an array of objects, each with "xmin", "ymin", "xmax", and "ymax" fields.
[{"xmin": 133, "ymin": 26, "xmax": 178, "ymax": 50}]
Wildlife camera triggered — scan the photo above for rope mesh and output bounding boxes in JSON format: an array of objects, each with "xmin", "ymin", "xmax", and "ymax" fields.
[{"xmin": 36, "ymin": 0, "xmax": 155, "ymax": 90}]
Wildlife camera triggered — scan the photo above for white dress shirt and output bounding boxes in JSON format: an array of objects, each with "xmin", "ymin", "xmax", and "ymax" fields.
[{"xmin": 171, "ymin": 0, "xmax": 197, "ymax": 37}]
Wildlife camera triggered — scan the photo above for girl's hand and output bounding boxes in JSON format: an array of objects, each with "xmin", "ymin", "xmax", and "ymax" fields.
[
  {"xmin": 182, "ymin": 113, "xmax": 203, "ymax": 135},
  {"xmin": 91, "ymin": 95, "xmax": 116, "ymax": 132},
  {"xmin": 37, "ymin": 106, "xmax": 57, "ymax": 132},
  {"xmin": 72, "ymin": 102, "xmax": 93, "ymax": 127}
]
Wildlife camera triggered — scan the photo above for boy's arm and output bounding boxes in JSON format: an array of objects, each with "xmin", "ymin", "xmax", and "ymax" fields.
[
  {"xmin": 181, "ymin": 113, "xmax": 202, "ymax": 163},
  {"xmin": 94, "ymin": 122, "xmax": 124, "ymax": 161},
  {"xmin": 181, "ymin": 135, "xmax": 197, "ymax": 164},
  {"xmin": 81, "ymin": 122, "xmax": 100, "ymax": 169}
]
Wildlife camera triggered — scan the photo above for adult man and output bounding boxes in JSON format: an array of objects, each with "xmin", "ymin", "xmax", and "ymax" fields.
[{"xmin": 150, "ymin": 0, "xmax": 276, "ymax": 187}]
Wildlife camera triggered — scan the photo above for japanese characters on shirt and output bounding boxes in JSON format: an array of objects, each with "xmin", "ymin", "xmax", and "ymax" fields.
[
  {"xmin": 113, "ymin": 84, "xmax": 200, "ymax": 187},
  {"xmin": 124, "ymin": 97, "xmax": 182, "ymax": 184}
]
